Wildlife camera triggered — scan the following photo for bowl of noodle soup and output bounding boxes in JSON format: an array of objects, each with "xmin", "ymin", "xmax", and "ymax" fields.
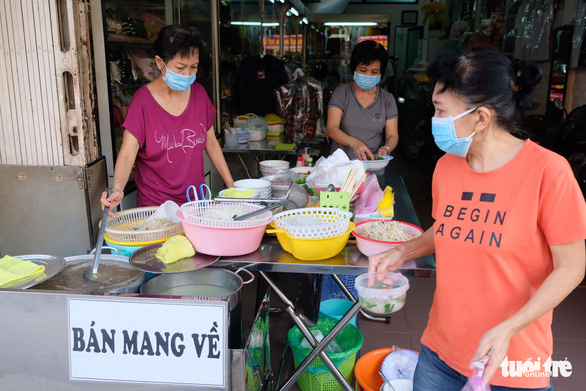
[{"xmin": 353, "ymin": 220, "xmax": 423, "ymax": 257}]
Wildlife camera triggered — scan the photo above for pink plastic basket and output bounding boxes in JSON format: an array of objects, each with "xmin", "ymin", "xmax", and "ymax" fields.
[{"xmin": 177, "ymin": 210, "xmax": 269, "ymax": 256}]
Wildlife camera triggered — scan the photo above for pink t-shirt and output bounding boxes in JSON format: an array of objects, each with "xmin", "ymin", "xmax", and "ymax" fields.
[{"xmin": 122, "ymin": 83, "xmax": 216, "ymax": 206}]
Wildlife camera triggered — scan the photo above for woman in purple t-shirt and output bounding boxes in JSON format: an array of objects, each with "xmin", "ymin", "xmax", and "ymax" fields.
[{"xmin": 101, "ymin": 25, "xmax": 234, "ymax": 212}]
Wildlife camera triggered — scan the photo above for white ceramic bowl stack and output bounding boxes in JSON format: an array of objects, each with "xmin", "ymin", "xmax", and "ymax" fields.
[
  {"xmin": 233, "ymin": 179, "xmax": 272, "ymax": 199},
  {"xmin": 259, "ymin": 160, "xmax": 290, "ymax": 177}
]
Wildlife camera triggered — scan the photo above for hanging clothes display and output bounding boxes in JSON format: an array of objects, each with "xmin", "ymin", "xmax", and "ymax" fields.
[
  {"xmin": 275, "ymin": 70, "xmax": 322, "ymax": 144},
  {"xmin": 514, "ymin": 0, "xmax": 553, "ymax": 61},
  {"xmin": 236, "ymin": 55, "xmax": 288, "ymax": 116}
]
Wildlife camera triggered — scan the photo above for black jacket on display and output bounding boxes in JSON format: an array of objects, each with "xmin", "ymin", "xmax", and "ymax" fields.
[{"xmin": 236, "ymin": 55, "xmax": 288, "ymax": 116}]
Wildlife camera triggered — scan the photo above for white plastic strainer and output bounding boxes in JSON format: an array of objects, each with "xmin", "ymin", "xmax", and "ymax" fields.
[
  {"xmin": 272, "ymin": 207, "xmax": 353, "ymax": 239},
  {"xmin": 179, "ymin": 200, "xmax": 273, "ymax": 228},
  {"xmin": 106, "ymin": 206, "xmax": 184, "ymax": 242}
]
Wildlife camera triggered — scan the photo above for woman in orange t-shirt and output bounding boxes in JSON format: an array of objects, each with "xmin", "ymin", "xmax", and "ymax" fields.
[{"xmin": 369, "ymin": 51, "xmax": 586, "ymax": 390}]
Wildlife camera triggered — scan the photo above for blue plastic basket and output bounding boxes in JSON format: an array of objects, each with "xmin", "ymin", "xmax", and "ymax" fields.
[
  {"xmin": 104, "ymin": 240, "xmax": 143, "ymax": 257},
  {"xmin": 320, "ymin": 274, "xmax": 358, "ymax": 301}
]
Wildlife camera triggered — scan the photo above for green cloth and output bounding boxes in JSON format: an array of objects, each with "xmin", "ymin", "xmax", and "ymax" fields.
[
  {"xmin": 274, "ymin": 143, "xmax": 296, "ymax": 151},
  {"xmin": 0, "ymin": 256, "xmax": 45, "ymax": 288}
]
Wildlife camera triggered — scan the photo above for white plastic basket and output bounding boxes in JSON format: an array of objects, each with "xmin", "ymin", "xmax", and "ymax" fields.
[
  {"xmin": 272, "ymin": 207, "xmax": 353, "ymax": 239},
  {"xmin": 105, "ymin": 207, "xmax": 184, "ymax": 243},
  {"xmin": 179, "ymin": 200, "xmax": 273, "ymax": 228}
]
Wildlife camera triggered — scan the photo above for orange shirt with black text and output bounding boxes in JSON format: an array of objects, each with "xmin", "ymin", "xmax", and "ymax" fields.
[{"xmin": 421, "ymin": 140, "xmax": 586, "ymax": 388}]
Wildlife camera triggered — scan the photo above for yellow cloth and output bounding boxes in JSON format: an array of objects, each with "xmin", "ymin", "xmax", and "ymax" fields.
[
  {"xmin": 222, "ymin": 187, "xmax": 255, "ymax": 198},
  {"xmin": 0, "ymin": 256, "xmax": 46, "ymax": 288},
  {"xmin": 156, "ymin": 235, "xmax": 195, "ymax": 264}
]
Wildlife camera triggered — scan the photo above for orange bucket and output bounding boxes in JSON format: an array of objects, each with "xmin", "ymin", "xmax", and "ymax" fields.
[{"xmin": 355, "ymin": 347, "xmax": 419, "ymax": 391}]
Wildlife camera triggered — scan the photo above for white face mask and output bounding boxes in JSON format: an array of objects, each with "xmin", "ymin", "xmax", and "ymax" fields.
[{"xmin": 431, "ymin": 107, "xmax": 478, "ymax": 157}]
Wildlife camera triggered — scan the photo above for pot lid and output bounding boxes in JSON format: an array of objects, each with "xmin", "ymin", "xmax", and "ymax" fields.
[
  {"xmin": 33, "ymin": 255, "xmax": 144, "ymax": 293},
  {"xmin": 129, "ymin": 243, "xmax": 220, "ymax": 274}
]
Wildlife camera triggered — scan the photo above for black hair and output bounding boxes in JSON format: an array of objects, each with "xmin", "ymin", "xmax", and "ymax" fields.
[
  {"xmin": 350, "ymin": 40, "xmax": 388, "ymax": 76},
  {"xmin": 427, "ymin": 50, "xmax": 542, "ymax": 138},
  {"xmin": 153, "ymin": 24, "xmax": 203, "ymax": 62}
]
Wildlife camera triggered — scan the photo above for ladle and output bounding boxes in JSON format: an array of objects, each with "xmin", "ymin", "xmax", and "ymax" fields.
[{"xmin": 83, "ymin": 188, "xmax": 112, "ymax": 282}]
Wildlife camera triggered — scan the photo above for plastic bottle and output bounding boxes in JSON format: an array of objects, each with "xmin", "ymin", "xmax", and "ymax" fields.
[
  {"xmin": 301, "ymin": 147, "xmax": 311, "ymax": 163},
  {"xmin": 296, "ymin": 156, "xmax": 304, "ymax": 167},
  {"xmin": 305, "ymin": 157, "xmax": 314, "ymax": 167}
]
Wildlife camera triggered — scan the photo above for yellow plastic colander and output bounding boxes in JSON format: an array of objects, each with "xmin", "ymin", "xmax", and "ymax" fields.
[{"xmin": 266, "ymin": 222, "xmax": 355, "ymax": 261}]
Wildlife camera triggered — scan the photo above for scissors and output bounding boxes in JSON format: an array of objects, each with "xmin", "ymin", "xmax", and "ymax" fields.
[{"xmin": 186, "ymin": 183, "xmax": 212, "ymax": 202}]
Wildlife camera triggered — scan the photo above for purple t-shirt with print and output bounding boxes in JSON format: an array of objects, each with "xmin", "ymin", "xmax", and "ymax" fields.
[{"xmin": 122, "ymin": 83, "xmax": 216, "ymax": 207}]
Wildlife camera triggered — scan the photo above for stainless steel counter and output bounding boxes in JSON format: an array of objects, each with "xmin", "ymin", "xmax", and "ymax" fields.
[
  {"xmin": 222, "ymin": 140, "xmax": 298, "ymax": 155},
  {"xmin": 218, "ymin": 176, "xmax": 436, "ymax": 278}
]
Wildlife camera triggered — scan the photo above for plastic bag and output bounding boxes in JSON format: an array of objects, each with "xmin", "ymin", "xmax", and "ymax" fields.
[
  {"xmin": 261, "ymin": 170, "xmax": 295, "ymax": 186},
  {"xmin": 306, "ymin": 149, "xmax": 365, "ymax": 189},
  {"xmin": 461, "ymin": 356, "xmax": 491, "ymax": 391},
  {"xmin": 299, "ymin": 329, "xmax": 343, "ymax": 353},
  {"xmin": 377, "ymin": 186, "xmax": 395, "ymax": 217},
  {"xmin": 245, "ymin": 115, "xmax": 268, "ymax": 141},
  {"xmin": 355, "ymin": 175, "xmax": 384, "ymax": 214}
]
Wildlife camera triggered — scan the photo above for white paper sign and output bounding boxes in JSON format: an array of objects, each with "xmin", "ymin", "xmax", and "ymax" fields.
[{"xmin": 68, "ymin": 298, "xmax": 227, "ymax": 387}]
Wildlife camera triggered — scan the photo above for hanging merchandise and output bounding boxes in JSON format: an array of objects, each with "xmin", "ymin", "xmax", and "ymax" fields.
[
  {"xmin": 236, "ymin": 55, "xmax": 288, "ymax": 116},
  {"xmin": 275, "ymin": 69, "xmax": 322, "ymax": 144},
  {"xmin": 571, "ymin": 0, "xmax": 586, "ymax": 67},
  {"xmin": 514, "ymin": 0, "xmax": 553, "ymax": 61}
]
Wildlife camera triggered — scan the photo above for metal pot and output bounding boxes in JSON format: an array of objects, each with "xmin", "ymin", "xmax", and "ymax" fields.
[
  {"xmin": 33, "ymin": 247, "xmax": 145, "ymax": 294},
  {"xmin": 140, "ymin": 267, "xmax": 255, "ymax": 349}
]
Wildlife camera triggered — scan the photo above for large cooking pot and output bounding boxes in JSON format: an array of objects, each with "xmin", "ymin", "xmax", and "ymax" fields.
[
  {"xmin": 34, "ymin": 247, "xmax": 145, "ymax": 294},
  {"xmin": 140, "ymin": 267, "xmax": 255, "ymax": 349}
]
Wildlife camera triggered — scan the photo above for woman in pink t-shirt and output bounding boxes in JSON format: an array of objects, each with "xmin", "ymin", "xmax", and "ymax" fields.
[{"xmin": 101, "ymin": 25, "xmax": 233, "ymax": 210}]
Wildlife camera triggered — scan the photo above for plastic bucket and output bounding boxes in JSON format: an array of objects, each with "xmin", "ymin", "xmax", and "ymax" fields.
[
  {"xmin": 319, "ymin": 299, "xmax": 358, "ymax": 327},
  {"xmin": 104, "ymin": 239, "xmax": 142, "ymax": 257}
]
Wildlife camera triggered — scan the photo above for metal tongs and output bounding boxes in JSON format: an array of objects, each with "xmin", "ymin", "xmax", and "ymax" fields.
[{"xmin": 232, "ymin": 183, "xmax": 296, "ymax": 221}]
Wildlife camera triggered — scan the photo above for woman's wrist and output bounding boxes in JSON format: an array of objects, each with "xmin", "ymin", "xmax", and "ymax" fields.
[
  {"xmin": 380, "ymin": 145, "xmax": 391, "ymax": 154},
  {"xmin": 350, "ymin": 138, "xmax": 361, "ymax": 149}
]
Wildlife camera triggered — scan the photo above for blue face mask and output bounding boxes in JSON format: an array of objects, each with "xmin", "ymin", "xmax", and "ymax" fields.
[
  {"xmin": 354, "ymin": 71, "xmax": 381, "ymax": 90},
  {"xmin": 162, "ymin": 62, "xmax": 196, "ymax": 91},
  {"xmin": 431, "ymin": 107, "xmax": 478, "ymax": 157}
]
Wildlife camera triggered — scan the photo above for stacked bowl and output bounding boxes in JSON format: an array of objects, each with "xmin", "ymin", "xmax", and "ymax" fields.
[
  {"xmin": 233, "ymin": 179, "xmax": 272, "ymax": 199},
  {"xmin": 260, "ymin": 160, "xmax": 290, "ymax": 177}
]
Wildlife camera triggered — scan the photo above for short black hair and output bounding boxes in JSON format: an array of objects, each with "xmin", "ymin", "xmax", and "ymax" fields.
[
  {"xmin": 427, "ymin": 50, "xmax": 542, "ymax": 138},
  {"xmin": 153, "ymin": 24, "xmax": 203, "ymax": 62},
  {"xmin": 350, "ymin": 40, "xmax": 388, "ymax": 75}
]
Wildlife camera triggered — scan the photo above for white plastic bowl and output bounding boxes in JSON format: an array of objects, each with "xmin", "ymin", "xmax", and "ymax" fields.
[
  {"xmin": 233, "ymin": 179, "xmax": 271, "ymax": 199},
  {"xmin": 233, "ymin": 179, "xmax": 271, "ymax": 190},
  {"xmin": 356, "ymin": 155, "xmax": 394, "ymax": 171},
  {"xmin": 381, "ymin": 380, "xmax": 413, "ymax": 391},
  {"xmin": 260, "ymin": 160, "xmax": 290, "ymax": 176},
  {"xmin": 260, "ymin": 159, "xmax": 290, "ymax": 168},
  {"xmin": 355, "ymin": 272, "xmax": 410, "ymax": 314},
  {"xmin": 290, "ymin": 167, "xmax": 316, "ymax": 176},
  {"xmin": 353, "ymin": 220, "xmax": 424, "ymax": 256}
]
